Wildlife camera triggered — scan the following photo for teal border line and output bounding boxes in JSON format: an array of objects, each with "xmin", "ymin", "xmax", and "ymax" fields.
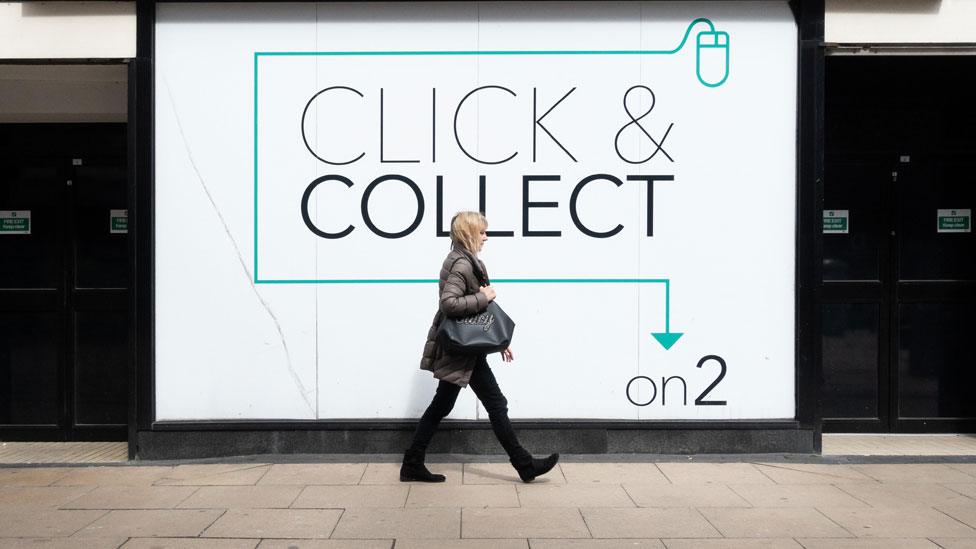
[
  {"xmin": 256, "ymin": 279, "xmax": 674, "ymax": 332},
  {"xmin": 253, "ymin": 51, "xmax": 260, "ymax": 281},
  {"xmin": 254, "ymin": 17, "xmax": 716, "ymax": 58},
  {"xmin": 253, "ymin": 18, "xmax": 720, "ymax": 286}
]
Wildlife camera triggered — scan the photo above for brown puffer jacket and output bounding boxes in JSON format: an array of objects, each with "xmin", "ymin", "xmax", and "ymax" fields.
[{"xmin": 420, "ymin": 248, "xmax": 491, "ymax": 386}]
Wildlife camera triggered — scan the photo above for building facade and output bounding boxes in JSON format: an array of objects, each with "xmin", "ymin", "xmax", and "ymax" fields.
[{"xmin": 0, "ymin": 0, "xmax": 973, "ymax": 459}]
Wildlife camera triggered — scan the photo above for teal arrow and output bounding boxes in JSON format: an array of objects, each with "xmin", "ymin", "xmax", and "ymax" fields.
[
  {"xmin": 651, "ymin": 280, "xmax": 683, "ymax": 350},
  {"xmin": 652, "ymin": 331, "xmax": 684, "ymax": 350}
]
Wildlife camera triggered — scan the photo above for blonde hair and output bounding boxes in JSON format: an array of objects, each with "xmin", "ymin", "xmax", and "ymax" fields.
[{"xmin": 450, "ymin": 211, "xmax": 487, "ymax": 254}]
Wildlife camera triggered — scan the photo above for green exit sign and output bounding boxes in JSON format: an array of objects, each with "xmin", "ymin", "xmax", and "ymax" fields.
[
  {"xmin": 823, "ymin": 210, "xmax": 849, "ymax": 234},
  {"xmin": 937, "ymin": 209, "xmax": 970, "ymax": 233},
  {"xmin": 110, "ymin": 209, "xmax": 128, "ymax": 234},
  {"xmin": 0, "ymin": 210, "xmax": 30, "ymax": 235}
]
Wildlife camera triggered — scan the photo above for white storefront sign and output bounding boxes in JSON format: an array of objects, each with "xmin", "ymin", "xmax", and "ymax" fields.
[{"xmin": 154, "ymin": 2, "xmax": 797, "ymax": 421}]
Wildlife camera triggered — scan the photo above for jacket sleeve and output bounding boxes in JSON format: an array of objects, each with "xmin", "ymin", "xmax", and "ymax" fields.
[{"xmin": 439, "ymin": 260, "xmax": 488, "ymax": 318}]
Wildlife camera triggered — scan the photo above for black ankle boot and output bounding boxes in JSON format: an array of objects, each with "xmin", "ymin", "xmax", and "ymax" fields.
[
  {"xmin": 400, "ymin": 450, "xmax": 446, "ymax": 483},
  {"xmin": 512, "ymin": 452, "xmax": 559, "ymax": 483}
]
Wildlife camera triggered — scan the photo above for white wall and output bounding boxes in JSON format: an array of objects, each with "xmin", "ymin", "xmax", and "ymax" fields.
[
  {"xmin": 826, "ymin": 0, "xmax": 976, "ymax": 44},
  {"xmin": 2, "ymin": 1, "xmax": 974, "ymax": 58},
  {"xmin": 0, "ymin": 2, "xmax": 135, "ymax": 59}
]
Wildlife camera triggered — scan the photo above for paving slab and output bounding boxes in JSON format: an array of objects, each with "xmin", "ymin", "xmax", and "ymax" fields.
[
  {"xmin": 0, "ymin": 485, "xmax": 94, "ymax": 508},
  {"xmin": 361, "ymin": 463, "xmax": 462, "ymax": 485},
  {"xmin": 559, "ymin": 463, "xmax": 670, "ymax": 485},
  {"xmin": 0, "ymin": 467, "xmax": 73, "ymax": 486},
  {"xmin": 698, "ymin": 507, "xmax": 852, "ymax": 538},
  {"xmin": 0, "ymin": 442, "xmax": 125, "ymax": 464},
  {"xmin": 819, "ymin": 506, "xmax": 976, "ymax": 538},
  {"xmin": 938, "ymin": 504, "xmax": 976, "ymax": 530},
  {"xmin": 258, "ymin": 464, "xmax": 367, "ymax": 486},
  {"xmin": 850, "ymin": 464, "xmax": 976, "ymax": 484},
  {"xmin": 796, "ymin": 539, "xmax": 941, "ymax": 548},
  {"xmin": 729, "ymin": 484, "xmax": 869, "ymax": 508},
  {"xmin": 73, "ymin": 509, "xmax": 223, "ymax": 538},
  {"xmin": 753, "ymin": 464, "xmax": 877, "ymax": 485},
  {"xmin": 822, "ymin": 435, "xmax": 976, "ymax": 456},
  {"xmin": 580, "ymin": 508, "xmax": 721, "ymax": 538},
  {"xmin": 622, "ymin": 483, "xmax": 751, "ymax": 508},
  {"xmin": 256, "ymin": 541, "xmax": 392, "ymax": 549},
  {"xmin": 516, "ymin": 484, "xmax": 635, "ymax": 508},
  {"xmin": 462, "ymin": 508, "xmax": 589, "ymax": 538},
  {"xmin": 664, "ymin": 540, "xmax": 802, "ymax": 549},
  {"xmin": 122, "ymin": 539, "xmax": 260, "ymax": 549},
  {"xmin": 945, "ymin": 484, "xmax": 976, "ymax": 499},
  {"xmin": 332, "ymin": 508, "xmax": 460, "ymax": 539},
  {"xmin": 178, "ymin": 485, "xmax": 303, "ymax": 509},
  {"xmin": 656, "ymin": 463, "xmax": 773, "ymax": 485},
  {"xmin": 0, "ymin": 538, "xmax": 127, "ymax": 549},
  {"xmin": 397, "ymin": 540, "xmax": 528, "ymax": 549},
  {"xmin": 930, "ymin": 540, "xmax": 976, "ymax": 549},
  {"xmin": 532, "ymin": 540, "xmax": 664, "ymax": 549},
  {"xmin": 155, "ymin": 464, "xmax": 271, "ymax": 486},
  {"xmin": 0, "ymin": 508, "xmax": 106, "ymax": 537},
  {"xmin": 406, "ymin": 484, "xmax": 518, "ymax": 508},
  {"xmin": 55, "ymin": 466, "xmax": 174, "ymax": 486},
  {"xmin": 835, "ymin": 482, "xmax": 974, "ymax": 508},
  {"xmin": 203, "ymin": 508, "xmax": 342, "ymax": 538},
  {"xmin": 62, "ymin": 485, "xmax": 198, "ymax": 509},
  {"xmin": 292, "ymin": 485, "xmax": 409, "ymax": 508},
  {"xmin": 948, "ymin": 464, "xmax": 976, "ymax": 478},
  {"xmin": 463, "ymin": 463, "xmax": 565, "ymax": 485}
]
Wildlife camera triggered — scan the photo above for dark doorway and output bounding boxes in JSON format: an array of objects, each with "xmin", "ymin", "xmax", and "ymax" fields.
[
  {"xmin": 823, "ymin": 56, "xmax": 976, "ymax": 433},
  {"xmin": 0, "ymin": 124, "xmax": 128, "ymax": 441}
]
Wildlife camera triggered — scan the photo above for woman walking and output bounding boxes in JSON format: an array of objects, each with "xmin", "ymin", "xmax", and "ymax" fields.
[{"xmin": 401, "ymin": 211, "xmax": 559, "ymax": 483}]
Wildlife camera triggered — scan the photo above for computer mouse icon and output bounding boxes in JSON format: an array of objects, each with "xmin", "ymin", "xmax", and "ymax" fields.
[{"xmin": 696, "ymin": 30, "xmax": 729, "ymax": 87}]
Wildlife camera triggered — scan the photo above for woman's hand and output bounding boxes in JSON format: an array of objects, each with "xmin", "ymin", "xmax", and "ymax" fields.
[
  {"xmin": 479, "ymin": 285, "xmax": 497, "ymax": 302},
  {"xmin": 501, "ymin": 347, "xmax": 515, "ymax": 362}
]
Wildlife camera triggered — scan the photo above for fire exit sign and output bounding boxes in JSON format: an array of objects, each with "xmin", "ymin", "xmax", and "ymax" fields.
[
  {"xmin": 937, "ymin": 209, "xmax": 971, "ymax": 233},
  {"xmin": 110, "ymin": 209, "xmax": 128, "ymax": 234},
  {"xmin": 0, "ymin": 210, "xmax": 30, "ymax": 234},
  {"xmin": 823, "ymin": 210, "xmax": 849, "ymax": 234}
]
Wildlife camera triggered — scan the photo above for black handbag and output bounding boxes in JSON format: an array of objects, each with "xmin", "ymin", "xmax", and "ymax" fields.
[{"xmin": 436, "ymin": 251, "xmax": 516, "ymax": 355}]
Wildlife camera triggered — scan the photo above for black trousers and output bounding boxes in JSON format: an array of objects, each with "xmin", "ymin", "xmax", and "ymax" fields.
[{"xmin": 406, "ymin": 357, "xmax": 531, "ymax": 465}]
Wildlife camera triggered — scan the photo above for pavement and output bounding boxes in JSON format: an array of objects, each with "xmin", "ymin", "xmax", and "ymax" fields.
[{"xmin": 1, "ymin": 436, "xmax": 976, "ymax": 548}]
